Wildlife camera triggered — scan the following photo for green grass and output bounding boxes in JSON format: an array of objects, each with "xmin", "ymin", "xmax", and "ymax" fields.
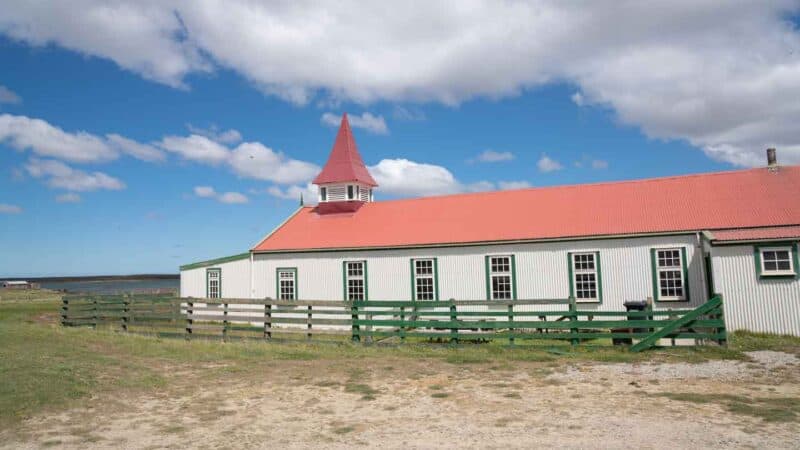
[
  {"xmin": 654, "ymin": 392, "xmax": 800, "ymax": 423},
  {"xmin": 729, "ymin": 331, "xmax": 800, "ymax": 356},
  {"xmin": 1, "ymin": 298, "xmax": 796, "ymax": 430}
]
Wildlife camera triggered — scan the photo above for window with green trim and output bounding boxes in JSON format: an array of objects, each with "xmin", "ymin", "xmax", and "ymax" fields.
[
  {"xmin": 652, "ymin": 248, "xmax": 687, "ymax": 301},
  {"xmin": 488, "ymin": 255, "xmax": 514, "ymax": 300},
  {"xmin": 206, "ymin": 268, "xmax": 221, "ymax": 299},
  {"xmin": 277, "ymin": 268, "xmax": 297, "ymax": 300},
  {"xmin": 411, "ymin": 258, "xmax": 438, "ymax": 300},
  {"xmin": 345, "ymin": 261, "xmax": 367, "ymax": 301},
  {"xmin": 569, "ymin": 252, "xmax": 601, "ymax": 302},
  {"xmin": 756, "ymin": 245, "xmax": 796, "ymax": 277}
]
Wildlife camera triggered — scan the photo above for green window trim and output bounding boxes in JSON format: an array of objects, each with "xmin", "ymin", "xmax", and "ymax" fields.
[
  {"xmin": 410, "ymin": 258, "xmax": 439, "ymax": 301},
  {"xmin": 343, "ymin": 260, "xmax": 368, "ymax": 301},
  {"xmin": 650, "ymin": 247, "xmax": 690, "ymax": 302},
  {"xmin": 567, "ymin": 251, "xmax": 603, "ymax": 304},
  {"xmin": 754, "ymin": 242, "xmax": 799, "ymax": 280},
  {"xmin": 484, "ymin": 254, "xmax": 517, "ymax": 300},
  {"xmin": 205, "ymin": 268, "xmax": 221, "ymax": 299},
  {"xmin": 275, "ymin": 267, "xmax": 298, "ymax": 300}
]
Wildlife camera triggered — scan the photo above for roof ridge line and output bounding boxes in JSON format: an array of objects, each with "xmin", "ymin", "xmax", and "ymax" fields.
[{"xmin": 368, "ymin": 165, "xmax": 792, "ymax": 205}]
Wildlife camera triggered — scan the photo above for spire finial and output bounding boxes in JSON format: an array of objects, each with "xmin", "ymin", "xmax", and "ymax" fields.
[{"xmin": 300, "ymin": 193, "xmax": 304, "ymax": 206}]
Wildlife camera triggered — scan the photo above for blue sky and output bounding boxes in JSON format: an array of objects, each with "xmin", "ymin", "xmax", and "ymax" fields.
[{"xmin": 1, "ymin": 2, "xmax": 798, "ymax": 277}]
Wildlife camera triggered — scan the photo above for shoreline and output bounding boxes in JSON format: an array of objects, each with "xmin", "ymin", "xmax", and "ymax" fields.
[{"xmin": 0, "ymin": 274, "xmax": 178, "ymax": 283}]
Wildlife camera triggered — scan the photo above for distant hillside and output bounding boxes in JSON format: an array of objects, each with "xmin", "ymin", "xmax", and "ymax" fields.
[{"xmin": 0, "ymin": 274, "xmax": 179, "ymax": 282}]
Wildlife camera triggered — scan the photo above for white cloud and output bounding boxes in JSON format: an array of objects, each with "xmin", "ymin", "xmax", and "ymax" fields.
[
  {"xmin": 369, "ymin": 159, "xmax": 462, "ymax": 197},
  {"xmin": 55, "ymin": 192, "xmax": 81, "ymax": 203},
  {"xmin": 194, "ymin": 186, "xmax": 216, "ymax": 198},
  {"xmin": 570, "ymin": 92, "xmax": 585, "ymax": 107},
  {"xmin": 575, "ymin": 155, "xmax": 610, "ymax": 170},
  {"xmin": 368, "ymin": 158, "xmax": 531, "ymax": 198},
  {"xmin": 497, "ymin": 181, "xmax": 532, "ymax": 190},
  {"xmin": 4, "ymin": 1, "xmax": 799, "ymax": 166},
  {"xmin": 193, "ymin": 185, "xmax": 248, "ymax": 204},
  {"xmin": 0, "ymin": 203, "xmax": 22, "ymax": 214},
  {"xmin": 217, "ymin": 191, "xmax": 248, "ymax": 204},
  {"xmin": 0, "ymin": 114, "xmax": 116, "ymax": 163},
  {"xmin": 0, "ymin": 1, "xmax": 210, "ymax": 88},
  {"xmin": 590, "ymin": 159, "xmax": 609, "ymax": 170},
  {"xmin": 321, "ymin": 112, "xmax": 389, "ymax": 135},
  {"xmin": 158, "ymin": 134, "xmax": 230, "ymax": 165},
  {"xmin": 471, "ymin": 150, "xmax": 515, "ymax": 163},
  {"xmin": 229, "ymin": 142, "xmax": 320, "ymax": 185},
  {"xmin": 186, "ymin": 124, "xmax": 242, "ymax": 144},
  {"xmin": 157, "ymin": 136, "xmax": 319, "ymax": 185},
  {"xmin": 392, "ymin": 106, "xmax": 426, "ymax": 121},
  {"xmin": 0, "ymin": 85, "xmax": 21, "ymax": 104},
  {"xmin": 537, "ymin": 154, "xmax": 563, "ymax": 173},
  {"xmin": 0, "ymin": 113, "xmax": 166, "ymax": 163},
  {"xmin": 106, "ymin": 133, "xmax": 165, "ymax": 162},
  {"xmin": 267, "ymin": 183, "xmax": 319, "ymax": 205},
  {"xmin": 25, "ymin": 158, "xmax": 125, "ymax": 191}
]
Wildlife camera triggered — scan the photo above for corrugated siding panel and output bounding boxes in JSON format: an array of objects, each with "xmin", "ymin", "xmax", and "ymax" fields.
[
  {"xmin": 179, "ymin": 257, "xmax": 251, "ymax": 299},
  {"xmin": 253, "ymin": 234, "xmax": 707, "ymax": 311},
  {"xmin": 712, "ymin": 245, "xmax": 800, "ymax": 336},
  {"xmin": 180, "ymin": 268, "xmax": 205, "ymax": 298}
]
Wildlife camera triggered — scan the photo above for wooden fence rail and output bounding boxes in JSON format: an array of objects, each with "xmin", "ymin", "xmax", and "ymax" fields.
[{"xmin": 60, "ymin": 295, "xmax": 726, "ymax": 351}]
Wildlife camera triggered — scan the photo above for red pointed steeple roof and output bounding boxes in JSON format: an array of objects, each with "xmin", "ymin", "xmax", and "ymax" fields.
[{"xmin": 313, "ymin": 113, "xmax": 378, "ymax": 187}]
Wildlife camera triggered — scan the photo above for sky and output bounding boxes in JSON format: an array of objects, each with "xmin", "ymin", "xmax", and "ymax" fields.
[{"xmin": 1, "ymin": 1, "xmax": 799, "ymax": 277}]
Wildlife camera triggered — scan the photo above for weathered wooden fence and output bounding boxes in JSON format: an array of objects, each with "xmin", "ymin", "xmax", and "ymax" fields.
[{"xmin": 61, "ymin": 295, "xmax": 726, "ymax": 351}]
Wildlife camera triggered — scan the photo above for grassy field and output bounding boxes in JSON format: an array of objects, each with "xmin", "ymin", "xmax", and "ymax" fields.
[{"xmin": 1, "ymin": 292, "xmax": 799, "ymax": 448}]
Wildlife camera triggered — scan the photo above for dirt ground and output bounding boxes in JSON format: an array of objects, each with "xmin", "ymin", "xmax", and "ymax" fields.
[{"xmin": 3, "ymin": 350, "xmax": 799, "ymax": 449}]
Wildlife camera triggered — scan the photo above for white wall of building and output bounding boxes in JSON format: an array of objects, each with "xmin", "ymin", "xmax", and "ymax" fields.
[
  {"xmin": 250, "ymin": 234, "xmax": 707, "ymax": 311},
  {"xmin": 180, "ymin": 257, "xmax": 251, "ymax": 299},
  {"xmin": 712, "ymin": 244, "xmax": 800, "ymax": 336}
]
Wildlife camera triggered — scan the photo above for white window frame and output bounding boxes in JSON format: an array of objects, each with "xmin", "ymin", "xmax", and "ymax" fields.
[
  {"xmin": 277, "ymin": 268, "xmax": 297, "ymax": 300},
  {"xmin": 412, "ymin": 258, "xmax": 437, "ymax": 301},
  {"xmin": 345, "ymin": 260, "xmax": 366, "ymax": 301},
  {"xmin": 206, "ymin": 268, "xmax": 221, "ymax": 299},
  {"xmin": 347, "ymin": 185, "xmax": 355, "ymax": 200},
  {"xmin": 759, "ymin": 246, "xmax": 795, "ymax": 276},
  {"xmin": 571, "ymin": 252, "xmax": 599, "ymax": 302},
  {"xmin": 488, "ymin": 255, "xmax": 514, "ymax": 300},
  {"xmin": 655, "ymin": 248, "xmax": 686, "ymax": 301},
  {"xmin": 319, "ymin": 186, "xmax": 327, "ymax": 202}
]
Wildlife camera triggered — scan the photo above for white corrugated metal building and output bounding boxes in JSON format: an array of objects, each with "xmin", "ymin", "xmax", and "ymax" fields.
[{"xmin": 181, "ymin": 115, "xmax": 800, "ymax": 335}]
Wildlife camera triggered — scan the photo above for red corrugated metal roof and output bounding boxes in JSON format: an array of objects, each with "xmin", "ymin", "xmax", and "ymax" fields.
[
  {"xmin": 712, "ymin": 225, "xmax": 800, "ymax": 242},
  {"xmin": 254, "ymin": 166, "xmax": 800, "ymax": 252},
  {"xmin": 312, "ymin": 113, "xmax": 378, "ymax": 187}
]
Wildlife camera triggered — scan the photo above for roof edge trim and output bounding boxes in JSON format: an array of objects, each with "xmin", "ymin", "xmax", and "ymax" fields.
[
  {"xmin": 180, "ymin": 252, "xmax": 250, "ymax": 271},
  {"xmin": 250, "ymin": 206, "xmax": 307, "ymax": 250},
  {"xmin": 253, "ymin": 230, "xmax": 701, "ymax": 254}
]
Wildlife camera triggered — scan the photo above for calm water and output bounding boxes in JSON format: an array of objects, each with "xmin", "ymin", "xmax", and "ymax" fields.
[{"xmin": 41, "ymin": 279, "xmax": 179, "ymax": 294}]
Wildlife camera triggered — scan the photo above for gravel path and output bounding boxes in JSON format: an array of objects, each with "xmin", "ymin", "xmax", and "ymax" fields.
[{"xmin": 550, "ymin": 351, "xmax": 800, "ymax": 382}]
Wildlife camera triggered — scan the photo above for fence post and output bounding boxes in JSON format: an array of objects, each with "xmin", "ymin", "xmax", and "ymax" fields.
[
  {"xmin": 122, "ymin": 295, "xmax": 130, "ymax": 332},
  {"xmin": 307, "ymin": 305, "xmax": 312, "ymax": 340},
  {"xmin": 222, "ymin": 301, "xmax": 229, "ymax": 342},
  {"xmin": 400, "ymin": 306, "xmax": 406, "ymax": 343},
  {"xmin": 92, "ymin": 296, "xmax": 98, "ymax": 329},
  {"xmin": 569, "ymin": 296, "xmax": 578, "ymax": 346},
  {"xmin": 716, "ymin": 293, "xmax": 727, "ymax": 346},
  {"xmin": 351, "ymin": 302, "xmax": 360, "ymax": 342},
  {"xmin": 61, "ymin": 297, "xmax": 69, "ymax": 327},
  {"xmin": 508, "ymin": 302, "xmax": 514, "ymax": 346},
  {"xmin": 449, "ymin": 300, "xmax": 458, "ymax": 345},
  {"xmin": 264, "ymin": 299, "xmax": 272, "ymax": 340},
  {"xmin": 186, "ymin": 300, "xmax": 193, "ymax": 340}
]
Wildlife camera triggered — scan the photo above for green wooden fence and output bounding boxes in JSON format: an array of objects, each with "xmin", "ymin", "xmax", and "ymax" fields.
[{"xmin": 60, "ymin": 294, "xmax": 726, "ymax": 351}]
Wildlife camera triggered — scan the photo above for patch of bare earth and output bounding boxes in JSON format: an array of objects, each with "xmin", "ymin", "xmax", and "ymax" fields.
[{"xmin": 3, "ymin": 352, "xmax": 799, "ymax": 449}]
